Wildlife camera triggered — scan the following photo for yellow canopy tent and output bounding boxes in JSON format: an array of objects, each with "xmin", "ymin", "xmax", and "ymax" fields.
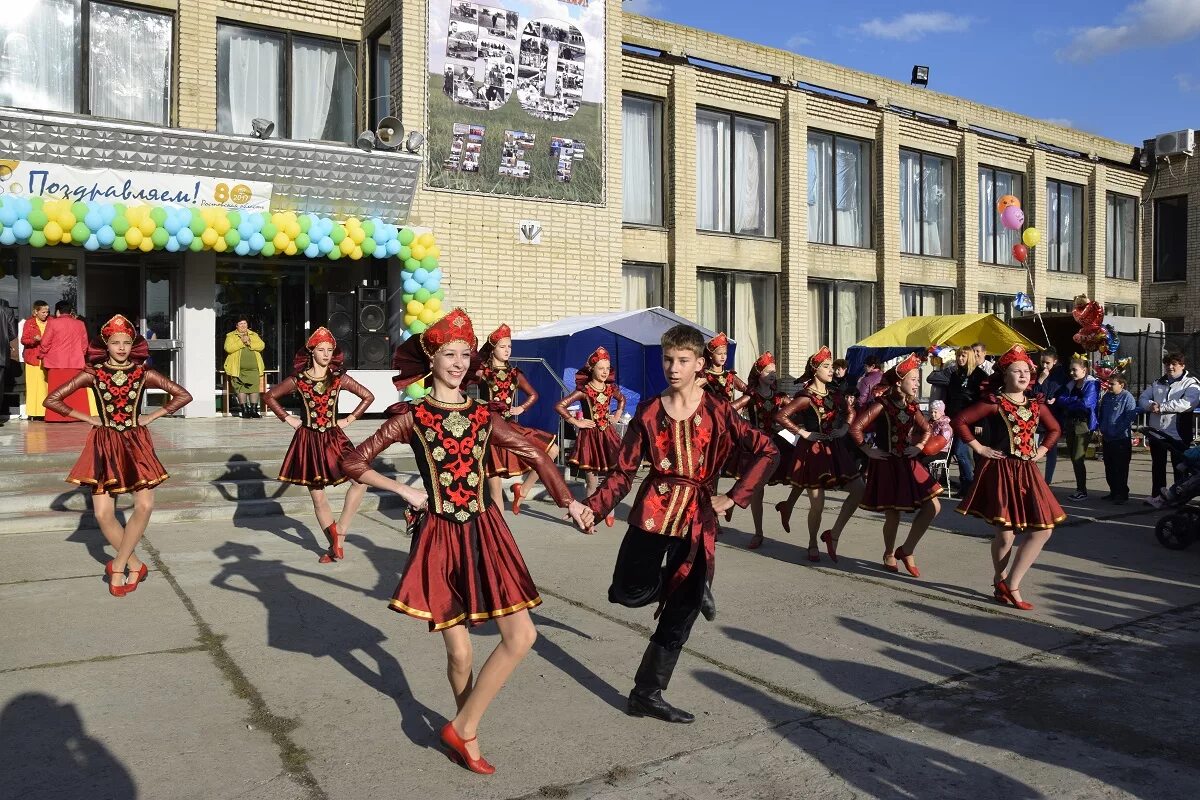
[{"xmin": 847, "ymin": 313, "xmax": 1040, "ymax": 374}]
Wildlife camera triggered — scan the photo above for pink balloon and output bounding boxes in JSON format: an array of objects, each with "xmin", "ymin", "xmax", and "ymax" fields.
[{"xmin": 1001, "ymin": 206, "xmax": 1025, "ymax": 231}]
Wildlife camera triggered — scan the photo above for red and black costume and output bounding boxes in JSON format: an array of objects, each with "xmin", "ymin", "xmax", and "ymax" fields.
[
  {"xmin": 700, "ymin": 332, "xmax": 748, "ymax": 403},
  {"xmin": 731, "ymin": 351, "xmax": 793, "ymax": 483},
  {"xmin": 953, "ymin": 346, "xmax": 1066, "ymax": 530},
  {"xmin": 45, "ymin": 314, "xmax": 192, "ymax": 495},
  {"xmin": 342, "ymin": 310, "xmax": 575, "ymax": 631},
  {"xmin": 584, "ymin": 389, "xmax": 778, "ymax": 713},
  {"xmin": 849, "ymin": 354, "xmax": 943, "ymax": 511},
  {"xmin": 776, "ymin": 346, "xmax": 860, "ymax": 489},
  {"xmin": 476, "ymin": 324, "xmax": 557, "ymax": 479},
  {"xmin": 264, "ymin": 327, "xmax": 374, "ymax": 488},
  {"xmin": 556, "ymin": 346, "xmax": 627, "ymax": 474}
]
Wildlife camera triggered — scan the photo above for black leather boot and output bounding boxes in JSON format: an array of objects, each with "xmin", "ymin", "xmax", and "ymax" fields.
[
  {"xmin": 627, "ymin": 643, "xmax": 695, "ymax": 724},
  {"xmin": 700, "ymin": 582, "xmax": 717, "ymax": 621}
]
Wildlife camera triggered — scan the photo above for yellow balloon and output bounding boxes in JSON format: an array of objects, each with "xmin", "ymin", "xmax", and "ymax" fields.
[
  {"xmin": 350, "ymin": 246, "xmax": 363, "ymax": 260},
  {"xmin": 125, "ymin": 227, "xmax": 143, "ymax": 246},
  {"xmin": 138, "ymin": 217, "xmax": 156, "ymax": 236},
  {"xmin": 410, "ymin": 244, "xmax": 427, "ymax": 261},
  {"xmin": 282, "ymin": 211, "xmax": 298, "ymax": 226},
  {"xmin": 403, "ymin": 313, "xmax": 417, "ymax": 327},
  {"xmin": 426, "ymin": 297, "xmax": 442, "ymax": 312},
  {"xmin": 406, "ymin": 299, "xmax": 424, "ymax": 315},
  {"xmin": 43, "ymin": 221, "xmax": 63, "ymax": 242},
  {"xmin": 42, "ymin": 199, "xmax": 61, "ymax": 219},
  {"xmin": 213, "ymin": 216, "xmax": 231, "ymax": 235},
  {"xmin": 201, "ymin": 228, "xmax": 219, "ymax": 247},
  {"xmin": 339, "ymin": 237, "xmax": 355, "ymax": 255},
  {"xmin": 418, "ymin": 308, "xmax": 436, "ymax": 325},
  {"xmin": 58, "ymin": 212, "xmax": 76, "ymax": 230},
  {"xmin": 271, "ymin": 212, "xmax": 286, "ymax": 228},
  {"xmin": 273, "ymin": 232, "xmax": 290, "ymax": 251},
  {"xmin": 349, "ymin": 227, "xmax": 365, "ymax": 245},
  {"xmin": 285, "ymin": 242, "xmax": 298, "ymax": 256},
  {"xmin": 428, "ymin": 245, "xmax": 441, "ymax": 260},
  {"xmin": 214, "ymin": 237, "xmax": 228, "ymax": 253},
  {"xmin": 345, "ymin": 217, "xmax": 362, "ymax": 230},
  {"xmin": 139, "ymin": 237, "xmax": 155, "ymax": 252},
  {"xmin": 285, "ymin": 222, "xmax": 301, "ymax": 239},
  {"xmin": 418, "ymin": 232, "xmax": 435, "ymax": 248},
  {"xmin": 434, "ymin": 309, "xmax": 447, "ymax": 321},
  {"xmin": 1022, "ymin": 227, "xmax": 1041, "ymax": 248}
]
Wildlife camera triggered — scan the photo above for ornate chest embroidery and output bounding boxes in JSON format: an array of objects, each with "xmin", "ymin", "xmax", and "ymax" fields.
[
  {"xmin": 1000, "ymin": 395, "xmax": 1040, "ymax": 460},
  {"xmin": 881, "ymin": 398, "xmax": 918, "ymax": 455},
  {"xmin": 95, "ymin": 364, "xmax": 146, "ymax": 432},
  {"xmin": 807, "ymin": 389, "xmax": 842, "ymax": 435},
  {"xmin": 583, "ymin": 384, "xmax": 614, "ymax": 431},
  {"xmin": 750, "ymin": 392, "xmax": 786, "ymax": 431},
  {"xmin": 704, "ymin": 370, "xmax": 734, "ymax": 401},
  {"xmin": 482, "ymin": 365, "xmax": 518, "ymax": 417},
  {"xmin": 413, "ymin": 397, "xmax": 492, "ymax": 523},
  {"xmin": 297, "ymin": 372, "xmax": 341, "ymax": 432}
]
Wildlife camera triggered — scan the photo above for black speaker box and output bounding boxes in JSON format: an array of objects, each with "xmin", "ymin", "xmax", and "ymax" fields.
[
  {"xmin": 327, "ymin": 291, "xmax": 357, "ymax": 367},
  {"xmin": 358, "ymin": 286, "xmax": 387, "ymax": 333}
]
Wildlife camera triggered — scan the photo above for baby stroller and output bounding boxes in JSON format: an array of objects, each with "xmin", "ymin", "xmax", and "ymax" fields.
[{"xmin": 1143, "ymin": 427, "xmax": 1200, "ymax": 550}]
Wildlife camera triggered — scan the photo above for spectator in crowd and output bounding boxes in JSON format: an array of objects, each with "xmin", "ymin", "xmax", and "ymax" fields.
[
  {"xmin": 972, "ymin": 342, "xmax": 993, "ymax": 375},
  {"xmin": 856, "ymin": 356, "xmax": 883, "ymax": 407},
  {"xmin": 0, "ymin": 299, "xmax": 16, "ymax": 425},
  {"xmin": 1034, "ymin": 347, "xmax": 1066, "ymax": 484},
  {"xmin": 923, "ymin": 400, "xmax": 953, "ymax": 469},
  {"xmin": 20, "ymin": 301, "xmax": 51, "ymax": 419},
  {"xmin": 945, "ymin": 348, "xmax": 986, "ymax": 494},
  {"xmin": 1139, "ymin": 352, "xmax": 1200, "ymax": 501},
  {"xmin": 830, "ymin": 358, "xmax": 849, "ymax": 396},
  {"xmin": 925, "ymin": 352, "xmax": 955, "ymax": 405},
  {"xmin": 1054, "ymin": 357, "xmax": 1100, "ymax": 501},
  {"xmin": 223, "ymin": 317, "xmax": 266, "ymax": 418},
  {"xmin": 1098, "ymin": 373, "xmax": 1136, "ymax": 505},
  {"xmin": 37, "ymin": 301, "xmax": 92, "ymax": 423}
]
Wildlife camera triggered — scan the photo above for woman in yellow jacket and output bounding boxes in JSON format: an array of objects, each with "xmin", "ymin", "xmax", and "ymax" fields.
[{"xmin": 224, "ymin": 318, "xmax": 266, "ymax": 418}]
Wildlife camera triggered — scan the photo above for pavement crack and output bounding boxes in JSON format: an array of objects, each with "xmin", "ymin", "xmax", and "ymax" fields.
[
  {"xmin": 0, "ymin": 644, "xmax": 207, "ymax": 674},
  {"xmin": 139, "ymin": 536, "xmax": 327, "ymax": 800}
]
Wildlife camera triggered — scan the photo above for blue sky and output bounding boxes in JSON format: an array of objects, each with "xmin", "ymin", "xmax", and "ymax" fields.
[{"xmin": 622, "ymin": 0, "xmax": 1200, "ymax": 146}]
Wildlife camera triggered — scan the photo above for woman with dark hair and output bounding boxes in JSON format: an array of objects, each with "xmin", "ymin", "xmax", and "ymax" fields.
[
  {"xmin": 223, "ymin": 316, "xmax": 266, "ymax": 418},
  {"xmin": 263, "ymin": 328, "xmax": 374, "ymax": 563}
]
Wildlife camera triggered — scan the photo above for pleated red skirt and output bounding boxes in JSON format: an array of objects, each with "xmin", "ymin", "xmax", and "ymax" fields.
[
  {"xmin": 789, "ymin": 437, "xmax": 861, "ymax": 489},
  {"xmin": 861, "ymin": 456, "xmax": 943, "ymax": 512},
  {"xmin": 484, "ymin": 423, "xmax": 555, "ymax": 478},
  {"xmin": 390, "ymin": 503, "xmax": 542, "ymax": 631},
  {"xmin": 958, "ymin": 458, "xmax": 1066, "ymax": 530},
  {"xmin": 569, "ymin": 426, "xmax": 622, "ymax": 474},
  {"xmin": 67, "ymin": 427, "xmax": 169, "ymax": 495},
  {"xmin": 278, "ymin": 426, "xmax": 355, "ymax": 488}
]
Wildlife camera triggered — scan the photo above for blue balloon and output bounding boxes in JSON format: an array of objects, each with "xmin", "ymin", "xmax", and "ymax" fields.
[
  {"xmin": 164, "ymin": 215, "xmax": 182, "ymax": 236},
  {"xmin": 317, "ymin": 236, "xmax": 334, "ymax": 254},
  {"xmin": 249, "ymin": 232, "xmax": 265, "ymax": 251},
  {"xmin": 165, "ymin": 236, "xmax": 180, "ymax": 253},
  {"xmin": 0, "ymin": 228, "xmax": 14, "ymax": 246},
  {"xmin": 96, "ymin": 225, "xmax": 115, "ymax": 246},
  {"xmin": 99, "ymin": 204, "xmax": 116, "ymax": 224},
  {"xmin": 371, "ymin": 245, "xmax": 387, "ymax": 259},
  {"xmin": 412, "ymin": 268, "xmax": 429, "ymax": 284},
  {"xmin": 304, "ymin": 243, "xmax": 320, "ymax": 259},
  {"xmin": 83, "ymin": 212, "xmax": 102, "ymax": 232},
  {"xmin": 235, "ymin": 240, "xmax": 251, "ymax": 256},
  {"xmin": 83, "ymin": 234, "xmax": 99, "ymax": 251},
  {"xmin": 403, "ymin": 278, "xmax": 419, "ymax": 294},
  {"xmin": 430, "ymin": 268, "xmax": 443, "ymax": 281},
  {"xmin": 12, "ymin": 219, "xmax": 32, "ymax": 240},
  {"xmin": 371, "ymin": 224, "xmax": 388, "ymax": 244},
  {"xmin": 0, "ymin": 200, "xmax": 16, "ymax": 227},
  {"xmin": 176, "ymin": 227, "xmax": 194, "ymax": 246},
  {"xmin": 386, "ymin": 239, "xmax": 402, "ymax": 256},
  {"xmin": 238, "ymin": 222, "xmax": 254, "ymax": 239},
  {"xmin": 425, "ymin": 278, "xmax": 440, "ymax": 292}
]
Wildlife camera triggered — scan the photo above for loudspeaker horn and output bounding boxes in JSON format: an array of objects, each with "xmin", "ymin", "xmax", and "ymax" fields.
[{"xmin": 376, "ymin": 116, "xmax": 403, "ymax": 150}]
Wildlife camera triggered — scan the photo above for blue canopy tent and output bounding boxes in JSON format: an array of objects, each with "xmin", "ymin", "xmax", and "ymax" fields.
[{"xmin": 510, "ymin": 308, "xmax": 727, "ymax": 434}]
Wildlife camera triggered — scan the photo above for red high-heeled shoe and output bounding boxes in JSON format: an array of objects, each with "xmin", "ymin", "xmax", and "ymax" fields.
[
  {"xmin": 319, "ymin": 523, "xmax": 343, "ymax": 563},
  {"xmin": 108, "ymin": 566, "xmax": 129, "ymax": 598},
  {"xmin": 511, "ymin": 484, "xmax": 524, "ymax": 515},
  {"xmin": 996, "ymin": 579, "xmax": 1034, "ymax": 610},
  {"xmin": 775, "ymin": 501, "xmax": 792, "ymax": 533},
  {"xmin": 125, "ymin": 562, "xmax": 148, "ymax": 593},
  {"xmin": 894, "ymin": 545, "xmax": 921, "ymax": 578},
  {"xmin": 440, "ymin": 722, "xmax": 496, "ymax": 775},
  {"xmin": 807, "ymin": 546, "xmax": 821, "ymax": 562},
  {"xmin": 105, "ymin": 560, "xmax": 118, "ymax": 577},
  {"xmin": 993, "ymin": 582, "xmax": 1007, "ymax": 604},
  {"xmin": 820, "ymin": 530, "xmax": 838, "ymax": 563},
  {"xmin": 882, "ymin": 553, "xmax": 899, "ymax": 573},
  {"xmin": 747, "ymin": 534, "xmax": 764, "ymax": 550}
]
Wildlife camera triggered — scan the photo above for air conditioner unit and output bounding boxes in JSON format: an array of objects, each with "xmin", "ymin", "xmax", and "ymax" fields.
[{"xmin": 1154, "ymin": 129, "xmax": 1195, "ymax": 158}]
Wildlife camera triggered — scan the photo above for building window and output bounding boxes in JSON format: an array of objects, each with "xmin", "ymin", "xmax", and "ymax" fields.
[
  {"xmin": 1045, "ymin": 298, "xmax": 1074, "ymax": 313},
  {"xmin": 1163, "ymin": 317, "xmax": 1186, "ymax": 334},
  {"xmin": 1104, "ymin": 302, "xmax": 1136, "ymax": 317},
  {"xmin": 217, "ymin": 23, "xmax": 357, "ymax": 143},
  {"xmin": 1154, "ymin": 195, "xmax": 1188, "ymax": 282},
  {"xmin": 809, "ymin": 280, "xmax": 874, "ymax": 357},
  {"xmin": 1106, "ymin": 193, "xmax": 1137, "ymax": 280},
  {"xmin": 900, "ymin": 150, "xmax": 953, "ymax": 257},
  {"xmin": 979, "ymin": 167, "xmax": 1024, "ymax": 266},
  {"xmin": 900, "ymin": 285, "xmax": 953, "ymax": 317},
  {"xmin": 697, "ymin": 270, "xmax": 777, "ymax": 377},
  {"xmin": 1047, "ymin": 179, "xmax": 1085, "ymax": 273},
  {"xmin": 623, "ymin": 96, "xmax": 663, "ymax": 226},
  {"xmin": 621, "ymin": 263, "xmax": 663, "ymax": 310},
  {"xmin": 368, "ymin": 27, "xmax": 392, "ymax": 130},
  {"xmin": 696, "ymin": 110, "xmax": 776, "ymax": 237},
  {"xmin": 979, "ymin": 292, "xmax": 1015, "ymax": 322},
  {"xmin": 0, "ymin": 1, "xmax": 172, "ymax": 125},
  {"xmin": 807, "ymin": 131, "xmax": 871, "ymax": 247}
]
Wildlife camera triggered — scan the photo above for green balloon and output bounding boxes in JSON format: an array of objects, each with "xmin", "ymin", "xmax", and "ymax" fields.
[
  {"xmin": 409, "ymin": 320, "xmax": 427, "ymax": 334},
  {"xmin": 188, "ymin": 236, "xmax": 204, "ymax": 252},
  {"xmin": 399, "ymin": 228, "xmax": 415, "ymax": 246},
  {"xmin": 112, "ymin": 215, "xmax": 130, "ymax": 236},
  {"xmin": 359, "ymin": 238, "xmax": 375, "ymax": 255},
  {"xmin": 415, "ymin": 288, "xmax": 431, "ymax": 303},
  {"xmin": 71, "ymin": 201, "xmax": 89, "ymax": 220},
  {"xmin": 261, "ymin": 222, "xmax": 277, "ymax": 240},
  {"xmin": 224, "ymin": 230, "xmax": 241, "ymax": 247},
  {"xmin": 404, "ymin": 383, "xmax": 425, "ymax": 400},
  {"xmin": 398, "ymin": 245, "xmax": 411, "ymax": 261},
  {"xmin": 151, "ymin": 227, "xmax": 169, "ymax": 247},
  {"xmin": 402, "ymin": 293, "xmax": 414, "ymax": 304},
  {"xmin": 29, "ymin": 231, "xmax": 46, "ymax": 248},
  {"xmin": 330, "ymin": 224, "xmax": 346, "ymax": 245},
  {"xmin": 189, "ymin": 211, "xmax": 206, "ymax": 236},
  {"xmin": 112, "ymin": 237, "xmax": 128, "ymax": 253},
  {"xmin": 362, "ymin": 220, "xmax": 375, "ymax": 238},
  {"xmin": 27, "ymin": 209, "xmax": 48, "ymax": 230},
  {"xmin": 112, "ymin": 202, "xmax": 126, "ymax": 217},
  {"xmin": 433, "ymin": 289, "xmax": 445, "ymax": 301},
  {"xmin": 227, "ymin": 210, "xmax": 242, "ymax": 229},
  {"xmin": 295, "ymin": 233, "xmax": 310, "ymax": 251},
  {"xmin": 298, "ymin": 214, "xmax": 311, "ymax": 233},
  {"xmin": 149, "ymin": 207, "xmax": 167, "ymax": 226},
  {"xmin": 260, "ymin": 242, "xmax": 276, "ymax": 257},
  {"xmin": 404, "ymin": 258, "xmax": 420, "ymax": 272},
  {"xmin": 328, "ymin": 247, "xmax": 341, "ymax": 261},
  {"xmin": 421, "ymin": 256, "xmax": 438, "ymax": 270},
  {"xmin": 28, "ymin": 196, "xmax": 44, "ymax": 211},
  {"xmin": 72, "ymin": 222, "xmax": 91, "ymax": 242}
]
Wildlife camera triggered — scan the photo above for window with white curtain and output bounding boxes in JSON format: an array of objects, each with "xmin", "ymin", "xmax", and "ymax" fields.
[
  {"xmin": 369, "ymin": 27, "xmax": 392, "ymax": 130},
  {"xmin": 623, "ymin": 96, "xmax": 663, "ymax": 225},
  {"xmin": 809, "ymin": 280, "xmax": 874, "ymax": 357},
  {"xmin": 218, "ymin": 23, "xmax": 356, "ymax": 143},
  {"xmin": 979, "ymin": 292, "xmax": 1015, "ymax": 322},
  {"xmin": 979, "ymin": 167, "xmax": 1024, "ymax": 266},
  {"xmin": 808, "ymin": 131, "xmax": 872, "ymax": 247},
  {"xmin": 900, "ymin": 150, "xmax": 953, "ymax": 257},
  {"xmin": 1047, "ymin": 180, "xmax": 1084, "ymax": 273},
  {"xmin": 900, "ymin": 285, "xmax": 953, "ymax": 317},
  {"xmin": 697, "ymin": 269, "xmax": 777, "ymax": 377},
  {"xmin": 621, "ymin": 263, "xmax": 663, "ymax": 310},
  {"xmin": 1045, "ymin": 298, "xmax": 1074, "ymax": 313},
  {"xmin": 1104, "ymin": 302, "xmax": 1136, "ymax": 317},
  {"xmin": 0, "ymin": 1, "xmax": 172, "ymax": 124},
  {"xmin": 696, "ymin": 110, "xmax": 775, "ymax": 237},
  {"xmin": 1106, "ymin": 193, "xmax": 1137, "ymax": 280}
]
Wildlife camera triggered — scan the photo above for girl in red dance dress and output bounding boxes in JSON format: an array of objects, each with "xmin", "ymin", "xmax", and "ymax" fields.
[
  {"xmin": 848, "ymin": 353, "xmax": 943, "ymax": 576},
  {"xmin": 476, "ymin": 324, "xmax": 559, "ymax": 515},
  {"xmin": 264, "ymin": 327, "xmax": 374, "ymax": 563},
  {"xmin": 45, "ymin": 314, "xmax": 193, "ymax": 597},
  {"xmin": 736, "ymin": 352, "xmax": 794, "ymax": 549},
  {"xmin": 341, "ymin": 309, "xmax": 593, "ymax": 774},
  {"xmin": 556, "ymin": 346, "xmax": 626, "ymax": 527},
  {"xmin": 701, "ymin": 332, "xmax": 749, "ymax": 523},
  {"xmin": 953, "ymin": 345, "xmax": 1066, "ymax": 610},
  {"xmin": 774, "ymin": 346, "xmax": 865, "ymax": 562}
]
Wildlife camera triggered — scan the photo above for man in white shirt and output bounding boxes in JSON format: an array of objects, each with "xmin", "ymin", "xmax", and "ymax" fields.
[{"xmin": 1139, "ymin": 352, "xmax": 1200, "ymax": 501}]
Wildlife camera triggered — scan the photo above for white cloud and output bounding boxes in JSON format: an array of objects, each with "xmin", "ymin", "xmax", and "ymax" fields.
[
  {"xmin": 1060, "ymin": 0, "xmax": 1200, "ymax": 62},
  {"xmin": 857, "ymin": 12, "xmax": 970, "ymax": 41},
  {"xmin": 622, "ymin": 0, "xmax": 662, "ymax": 14},
  {"xmin": 1044, "ymin": 118, "xmax": 1074, "ymax": 128},
  {"xmin": 1177, "ymin": 73, "xmax": 1200, "ymax": 92},
  {"xmin": 786, "ymin": 34, "xmax": 812, "ymax": 51}
]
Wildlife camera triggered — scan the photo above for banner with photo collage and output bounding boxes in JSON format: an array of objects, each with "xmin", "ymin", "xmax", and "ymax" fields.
[{"xmin": 427, "ymin": 0, "xmax": 605, "ymax": 204}]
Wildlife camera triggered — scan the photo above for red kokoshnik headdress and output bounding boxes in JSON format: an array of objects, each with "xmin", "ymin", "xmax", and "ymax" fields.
[
  {"xmin": 292, "ymin": 326, "xmax": 345, "ymax": 373},
  {"xmin": 884, "ymin": 352, "xmax": 924, "ymax": 386},
  {"xmin": 748, "ymin": 351, "xmax": 776, "ymax": 388},
  {"xmin": 478, "ymin": 323, "xmax": 512, "ymax": 363},
  {"xmin": 799, "ymin": 345, "xmax": 833, "ymax": 383},
  {"xmin": 706, "ymin": 332, "xmax": 729, "ymax": 354},
  {"xmin": 575, "ymin": 346, "xmax": 616, "ymax": 389},
  {"xmin": 392, "ymin": 308, "xmax": 478, "ymax": 390},
  {"xmin": 87, "ymin": 314, "xmax": 149, "ymax": 365},
  {"xmin": 996, "ymin": 344, "xmax": 1036, "ymax": 372}
]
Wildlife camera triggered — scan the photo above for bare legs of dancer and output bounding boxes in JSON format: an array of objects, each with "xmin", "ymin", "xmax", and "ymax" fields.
[{"xmin": 93, "ymin": 489, "xmax": 155, "ymax": 591}]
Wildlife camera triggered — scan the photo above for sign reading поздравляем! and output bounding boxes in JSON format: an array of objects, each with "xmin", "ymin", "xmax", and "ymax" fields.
[{"xmin": 0, "ymin": 159, "xmax": 273, "ymax": 211}]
